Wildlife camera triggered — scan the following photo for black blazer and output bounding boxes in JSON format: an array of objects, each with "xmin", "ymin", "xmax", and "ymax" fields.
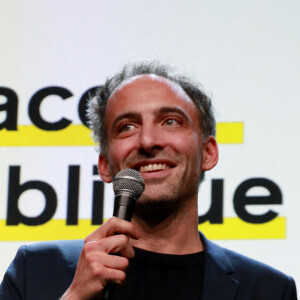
[{"xmin": 0, "ymin": 234, "xmax": 297, "ymax": 299}]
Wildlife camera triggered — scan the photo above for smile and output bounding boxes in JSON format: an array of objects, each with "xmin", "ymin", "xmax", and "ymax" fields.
[{"xmin": 139, "ymin": 163, "xmax": 171, "ymax": 173}]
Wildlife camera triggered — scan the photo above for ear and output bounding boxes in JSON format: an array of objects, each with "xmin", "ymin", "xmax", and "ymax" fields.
[
  {"xmin": 98, "ymin": 154, "xmax": 113, "ymax": 183},
  {"xmin": 201, "ymin": 136, "xmax": 219, "ymax": 171}
]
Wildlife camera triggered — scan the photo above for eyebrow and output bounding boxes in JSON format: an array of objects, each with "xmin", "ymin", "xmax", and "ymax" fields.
[
  {"xmin": 110, "ymin": 105, "xmax": 191, "ymax": 131},
  {"xmin": 158, "ymin": 106, "xmax": 191, "ymax": 122},
  {"xmin": 111, "ymin": 112, "xmax": 141, "ymax": 131}
]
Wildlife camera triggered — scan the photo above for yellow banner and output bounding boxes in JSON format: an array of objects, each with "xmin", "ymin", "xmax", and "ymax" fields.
[
  {"xmin": 0, "ymin": 216, "xmax": 285, "ymax": 241},
  {"xmin": 0, "ymin": 125, "xmax": 94, "ymax": 147},
  {"xmin": 199, "ymin": 217, "xmax": 286, "ymax": 240},
  {"xmin": 216, "ymin": 122, "xmax": 244, "ymax": 144},
  {"xmin": 0, "ymin": 122, "xmax": 244, "ymax": 146}
]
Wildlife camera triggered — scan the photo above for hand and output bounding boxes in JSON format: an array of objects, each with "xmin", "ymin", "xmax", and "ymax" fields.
[{"xmin": 61, "ymin": 217, "xmax": 140, "ymax": 300}]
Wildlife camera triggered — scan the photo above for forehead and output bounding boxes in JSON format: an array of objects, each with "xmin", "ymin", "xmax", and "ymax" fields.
[
  {"xmin": 111, "ymin": 74, "xmax": 189, "ymax": 101},
  {"xmin": 107, "ymin": 75, "xmax": 199, "ymax": 116}
]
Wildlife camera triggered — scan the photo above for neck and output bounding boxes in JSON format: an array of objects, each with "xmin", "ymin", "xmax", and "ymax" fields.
[{"xmin": 130, "ymin": 197, "xmax": 203, "ymax": 254}]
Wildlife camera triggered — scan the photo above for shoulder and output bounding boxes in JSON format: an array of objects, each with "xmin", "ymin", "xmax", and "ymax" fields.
[
  {"xmin": 21, "ymin": 239, "xmax": 84, "ymax": 260},
  {"xmin": 201, "ymin": 234, "xmax": 297, "ymax": 299},
  {"xmin": 13, "ymin": 239, "xmax": 84, "ymax": 267},
  {"xmin": 18, "ymin": 240, "xmax": 84, "ymax": 276},
  {"xmin": 223, "ymin": 247, "xmax": 297, "ymax": 298},
  {"xmin": 223, "ymin": 246, "xmax": 291, "ymax": 280},
  {"xmin": 23, "ymin": 239, "xmax": 84, "ymax": 251},
  {"xmin": 0, "ymin": 240, "xmax": 84, "ymax": 299},
  {"xmin": 202, "ymin": 233, "xmax": 290, "ymax": 279},
  {"xmin": 12, "ymin": 239, "xmax": 84, "ymax": 276}
]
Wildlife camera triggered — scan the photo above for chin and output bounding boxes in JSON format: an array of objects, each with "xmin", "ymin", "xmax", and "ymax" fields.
[
  {"xmin": 134, "ymin": 196, "xmax": 182, "ymax": 226},
  {"xmin": 137, "ymin": 191, "xmax": 175, "ymax": 204}
]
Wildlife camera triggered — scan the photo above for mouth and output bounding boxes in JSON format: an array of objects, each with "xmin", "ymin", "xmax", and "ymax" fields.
[
  {"xmin": 132, "ymin": 161, "xmax": 175, "ymax": 173},
  {"xmin": 139, "ymin": 163, "xmax": 171, "ymax": 173}
]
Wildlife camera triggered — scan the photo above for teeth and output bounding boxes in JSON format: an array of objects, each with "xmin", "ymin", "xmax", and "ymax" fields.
[{"xmin": 139, "ymin": 163, "xmax": 170, "ymax": 173}]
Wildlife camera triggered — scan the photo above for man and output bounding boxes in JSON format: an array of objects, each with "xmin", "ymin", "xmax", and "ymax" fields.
[{"xmin": 0, "ymin": 61, "xmax": 297, "ymax": 299}]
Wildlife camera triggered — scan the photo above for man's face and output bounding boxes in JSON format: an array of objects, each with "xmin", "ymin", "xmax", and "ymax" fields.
[{"xmin": 98, "ymin": 75, "xmax": 218, "ymax": 205}]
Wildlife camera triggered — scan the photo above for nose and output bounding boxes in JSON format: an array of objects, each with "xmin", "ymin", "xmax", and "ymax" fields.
[{"xmin": 138, "ymin": 123, "xmax": 163, "ymax": 154}]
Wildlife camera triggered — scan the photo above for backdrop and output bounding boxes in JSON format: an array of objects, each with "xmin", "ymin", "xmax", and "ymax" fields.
[{"xmin": 0, "ymin": 0, "xmax": 299, "ymax": 289}]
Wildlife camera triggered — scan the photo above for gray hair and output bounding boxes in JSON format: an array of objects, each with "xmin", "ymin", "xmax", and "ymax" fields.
[{"xmin": 87, "ymin": 60, "xmax": 216, "ymax": 155}]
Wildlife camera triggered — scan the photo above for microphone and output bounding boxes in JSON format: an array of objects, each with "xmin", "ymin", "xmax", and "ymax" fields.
[
  {"xmin": 103, "ymin": 169, "xmax": 144, "ymax": 300},
  {"xmin": 112, "ymin": 168, "xmax": 145, "ymax": 221}
]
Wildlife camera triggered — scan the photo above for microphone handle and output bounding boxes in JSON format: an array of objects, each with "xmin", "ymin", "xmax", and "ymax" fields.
[
  {"xmin": 103, "ymin": 192, "xmax": 136, "ymax": 299},
  {"xmin": 113, "ymin": 192, "xmax": 136, "ymax": 220}
]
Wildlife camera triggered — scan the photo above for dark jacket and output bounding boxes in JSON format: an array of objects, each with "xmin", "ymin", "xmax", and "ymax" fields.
[{"xmin": 0, "ymin": 234, "xmax": 297, "ymax": 299}]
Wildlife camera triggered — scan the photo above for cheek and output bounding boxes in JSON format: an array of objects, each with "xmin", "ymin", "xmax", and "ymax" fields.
[
  {"xmin": 172, "ymin": 131, "xmax": 201, "ymax": 152},
  {"xmin": 108, "ymin": 138, "xmax": 137, "ymax": 167},
  {"xmin": 108, "ymin": 143, "xmax": 125, "ymax": 164},
  {"xmin": 179, "ymin": 133, "xmax": 202, "ymax": 165}
]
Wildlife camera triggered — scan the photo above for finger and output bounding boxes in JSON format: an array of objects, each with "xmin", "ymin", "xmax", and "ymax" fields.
[
  {"xmin": 83, "ymin": 234, "xmax": 135, "ymax": 259},
  {"xmin": 86, "ymin": 262, "xmax": 127, "ymax": 284},
  {"xmin": 85, "ymin": 217, "xmax": 140, "ymax": 243},
  {"xmin": 102, "ymin": 218, "xmax": 140, "ymax": 239},
  {"xmin": 102, "ymin": 254, "xmax": 129, "ymax": 271},
  {"xmin": 82, "ymin": 250, "xmax": 130, "ymax": 272},
  {"xmin": 102, "ymin": 267, "xmax": 126, "ymax": 284},
  {"xmin": 106, "ymin": 235, "xmax": 135, "ymax": 259}
]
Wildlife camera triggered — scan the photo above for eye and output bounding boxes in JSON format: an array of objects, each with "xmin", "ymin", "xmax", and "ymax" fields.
[
  {"xmin": 163, "ymin": 118, "xmax": 180, "ymax": 126},
  {"xmin": 119, "ymin": 123, "xmax": 135, "ymax": 132}
]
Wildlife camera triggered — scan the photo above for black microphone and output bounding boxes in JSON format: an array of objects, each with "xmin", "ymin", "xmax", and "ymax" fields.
[
  {"xmin": 103, "ymin": 169, "xmax": 144, "ymax": 299},
  {"xmin": 112, "ymin": 168, "xmax": 145, "ymax": 220}
]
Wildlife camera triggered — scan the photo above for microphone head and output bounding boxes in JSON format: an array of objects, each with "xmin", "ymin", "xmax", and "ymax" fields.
[{"xmin": 113, "ymin": 169, "xmax": 145, "ymax": 199}]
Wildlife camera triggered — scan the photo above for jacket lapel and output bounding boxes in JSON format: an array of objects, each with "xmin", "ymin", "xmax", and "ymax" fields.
[{"xmin": 200, "ymin": 233, "xmax": 239, "ymax": 300}]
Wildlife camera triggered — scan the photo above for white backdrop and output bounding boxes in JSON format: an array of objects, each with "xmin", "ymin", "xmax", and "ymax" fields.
[{"xmin": 0, "ymin": 0, "xmax": 299, "ymax": 290}]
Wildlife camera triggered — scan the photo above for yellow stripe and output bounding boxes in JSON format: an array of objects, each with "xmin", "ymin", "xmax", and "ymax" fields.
[
  {"xmin": 0, "ymin": 217, "xmax": 285, "ymax": 241},
  {"xmin": 0, "ymin": 122, "xmax": 244, "ymax": 147},
  {"xmin": 0, "ymin": 219, "xmax": 99, "ymax": 241},
  {"xmin": 198, "ymin": 217, "xmax": 285, "ymax": 240},
  {"xmin": 0, "ymin": 125, "xmax": 94, "ymax": 146},
  {"xmin": 216, "ymin": 122, "xmax": 244, "ymax": 144}
]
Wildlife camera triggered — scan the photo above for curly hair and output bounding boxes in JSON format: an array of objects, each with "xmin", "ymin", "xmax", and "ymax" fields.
[{"xmin": 87, "ymin": 60, "xmax": 216, "ymax": 155}]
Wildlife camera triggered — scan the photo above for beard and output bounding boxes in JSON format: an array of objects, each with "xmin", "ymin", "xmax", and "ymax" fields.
[
  {"xmin": 133, "ymin": 172, "xmax": 201, "ymax": 227},
  {"xmin": 109, "ymin": 146, "xmax": 205, "ymax": 226},
  {"xmin": 134, "ymin": 197, "xmax": 181, "ymax": 227}
]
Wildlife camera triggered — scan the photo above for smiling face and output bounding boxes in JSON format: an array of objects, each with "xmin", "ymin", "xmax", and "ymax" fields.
[{"xmin": 98, "ymin": 75, "xmax": 218, "ymax": 208}]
